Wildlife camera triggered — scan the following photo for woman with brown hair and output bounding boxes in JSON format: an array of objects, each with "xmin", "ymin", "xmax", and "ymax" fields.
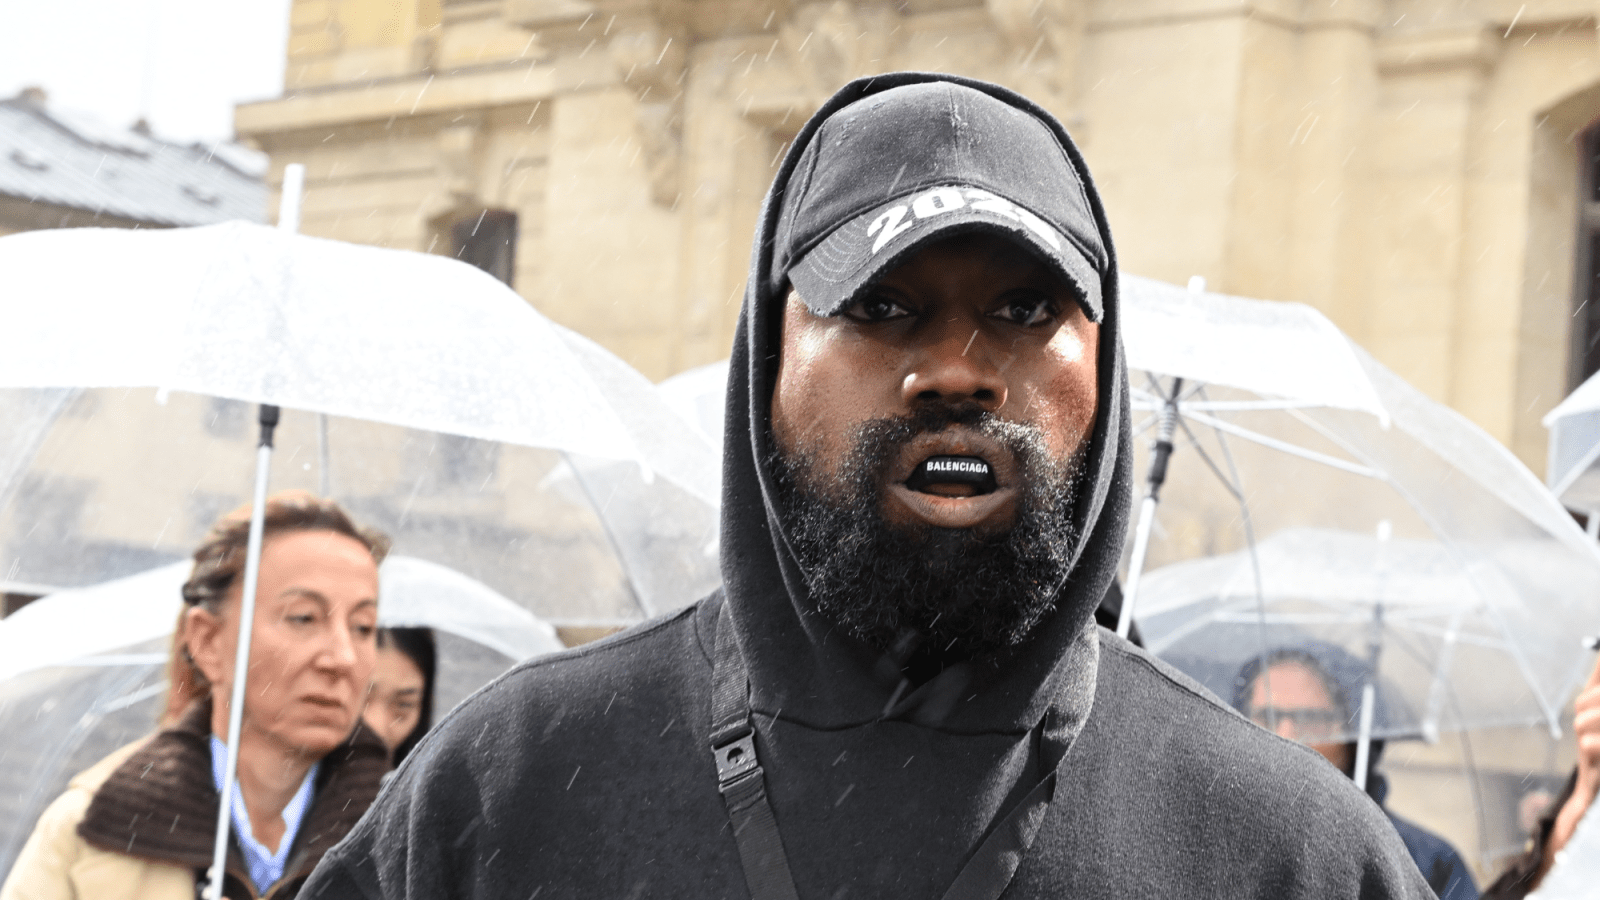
[{"xmin": 1, "ymin": 492, "xmax": 391, "ymax": 900}]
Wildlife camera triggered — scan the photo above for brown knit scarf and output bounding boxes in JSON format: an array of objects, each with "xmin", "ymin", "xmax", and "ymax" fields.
[{"xmin": 77, "ymin": 697, "xmax": 388, "ymax": 898}]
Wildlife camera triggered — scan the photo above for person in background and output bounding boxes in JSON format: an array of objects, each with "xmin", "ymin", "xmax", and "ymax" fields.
[
  {"xmin": 0, "ymin": 492, "xmax": 390, "ymax": 900},
  {"xmin": 363, "ymin": 627, "xmax": 436, "ymax": 766},
  {"xmin": 1234, "ymin": 644, "xmax": 1479, "ymax": 900},
  {"xmin": 1482, "ymin": 649, "xmax": 1600, "ymax": 898}
]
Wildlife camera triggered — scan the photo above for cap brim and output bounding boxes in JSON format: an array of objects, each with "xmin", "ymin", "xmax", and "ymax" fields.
[{"xmin": 788, "ymin": 184, "xmax": 1103, "ymax": 322}]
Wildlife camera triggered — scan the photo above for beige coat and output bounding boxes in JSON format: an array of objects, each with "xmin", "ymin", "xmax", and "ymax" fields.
[
  {"xmin": 0, "ymin": 739, "xmax": 195, "ymax": 900},
  {"xmin": 0, "ymin": 699, "xmax": 387, "ymax": 900}
]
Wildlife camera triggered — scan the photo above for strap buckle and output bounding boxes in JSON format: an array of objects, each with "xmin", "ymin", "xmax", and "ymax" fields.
[{"xmin": 714, "ymin": 732, "xmax": 759, "ymax": 786}]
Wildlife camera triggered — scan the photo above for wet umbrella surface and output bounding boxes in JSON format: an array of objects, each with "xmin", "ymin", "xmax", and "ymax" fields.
[
  {"xmin": 0, "ymin": 220, "xmax": 722, "ymax": 619},
  {"xmin": 0, "ymin": 218, "xmax": 723, "ymax": 886},
  {"xmin": 1118, "ymin": 274, "xmax": 1600, "ymax": 741}
]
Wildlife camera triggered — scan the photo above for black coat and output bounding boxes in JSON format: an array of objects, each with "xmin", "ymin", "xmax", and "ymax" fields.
[{"xmin": 302, "ymin": 73, "xmax": 1431, "ymax": 900}]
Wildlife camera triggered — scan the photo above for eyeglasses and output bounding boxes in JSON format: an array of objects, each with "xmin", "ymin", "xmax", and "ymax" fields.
[{"xmin": 1245, "ymin": 705, "xmax": 1348, "ymax": 741}]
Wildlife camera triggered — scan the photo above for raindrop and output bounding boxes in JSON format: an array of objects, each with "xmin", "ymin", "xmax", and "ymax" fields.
[{"xmin": 834, "ymin": 783, "xmax": 854, "ymax": 807}]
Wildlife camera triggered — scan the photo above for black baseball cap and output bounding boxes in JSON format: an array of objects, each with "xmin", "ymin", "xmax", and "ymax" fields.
[{"xmin": 773, "ymin": 80, "xmax": 1105, "ymax": 322}]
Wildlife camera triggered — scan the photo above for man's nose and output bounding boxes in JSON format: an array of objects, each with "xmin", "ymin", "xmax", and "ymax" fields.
[{"xmin": 900, "ymin": 319, "xmax": 1008, "ymax": 410}]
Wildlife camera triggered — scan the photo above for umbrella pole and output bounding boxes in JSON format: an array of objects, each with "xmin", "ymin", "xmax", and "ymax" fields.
[
  {"xmin": 205, "ymin": 404, "xmax": 280, "ymax": 900},
  {"xmin": 1353, "ymin": 600, "xmax": 1384, "ymax": 793},
  {"xmin": 1118, "ymin": 377, "xmax": 1183, "ymax": 639},
  {"xmin": 1352, "ymin": 682, "xmax": 1376, "ymax": 792}
]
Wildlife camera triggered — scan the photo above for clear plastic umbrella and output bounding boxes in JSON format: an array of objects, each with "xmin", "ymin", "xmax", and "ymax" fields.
[
  {"xmin": 1119, "ymin": 274, "xmax": 1600, "ymax": 874},
  {"xmin": 0, "ymin": 189, "xmax": 720, "ymax": 894},
  {"xmin": 0, "ymin": 219, "xmax": 717, "ymax": 506},
  {"xmin": 1543, "ymin": 372, "xmax": 1600, "ymax": 528},
  {"xmin": 0, "ymin": 388, "xmax": 719, "ymax": 623},
  {"xmin": 1134, "ymin": 526, "xmax": 1596, "ymax": 741},
  {"xmin": 1119, "ymin": 273, "xmax": 1600, "ymax": 742},
  {"xmin": 0, "ymin": 554, "xmax": 564, "ymax": 882}
]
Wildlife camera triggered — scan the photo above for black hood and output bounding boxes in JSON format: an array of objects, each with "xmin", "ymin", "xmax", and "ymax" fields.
[{"xmin": 719, "ymin": 72, "xmax": 1133, "ymax": 737}]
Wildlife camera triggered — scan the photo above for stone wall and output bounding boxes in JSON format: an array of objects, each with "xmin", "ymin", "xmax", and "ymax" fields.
[{"xmin": 239, "ymin": 0, "xmax": 1600, "ymax": 476}]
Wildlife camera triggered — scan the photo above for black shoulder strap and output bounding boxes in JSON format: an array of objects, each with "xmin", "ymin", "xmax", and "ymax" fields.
[
  {"xmin": 712, "ymin": 602, "xmax": 802, "ymax": 900},
  {"xmin": 710, "ymin": 602, "xmax": 1065, "ymax": 900}
]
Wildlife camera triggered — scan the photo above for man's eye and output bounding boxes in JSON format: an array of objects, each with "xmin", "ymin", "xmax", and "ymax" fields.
[
  {"xmin": 993, "ymin": 294, "xmax": 1059, "ymax": 327},
  {"xmin": 844, "ymin": 293, "xmax": 912, "ymax": 323}
]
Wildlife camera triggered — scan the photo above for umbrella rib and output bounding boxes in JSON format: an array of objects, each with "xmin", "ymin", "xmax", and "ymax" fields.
[
  {"xmin": 0, "ymin": 387, "xmax": 78, "ymax": 517},
  {"xmin": 1154, "ymin": 398, "xmax": 1338, "ymax": 412},
  {"xmin": 1191, "ymin": 385, "xmax": 1279, "ymax": 724},
  {"xmin": 561, "ymin": 452, "xmax": 657, "ymax": 620},
  {"xmin": 1180, "ymin": 410, "xmax": 1382, "ymax": 479},
  {"xmin": 1174, "ymin": 416, "xmax": 1245, "ymax": 502}
]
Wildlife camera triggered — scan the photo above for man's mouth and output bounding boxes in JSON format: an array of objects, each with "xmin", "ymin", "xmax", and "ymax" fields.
[
  {"xmin": 884, "ymin": 433, "xmax": 1020, "ymax": 530},
  {"xmin": 905, "ymin": 455, "xmax": 999, "ymax": 497}
]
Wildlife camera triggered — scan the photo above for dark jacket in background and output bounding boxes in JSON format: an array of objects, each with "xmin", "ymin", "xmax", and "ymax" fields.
[
  {"xmin": 302, "ymin": 73, "xmax": 1430, "ymax": 900},
  {"xmin": 1369, "ymin": 773, "xmax": 1479, "ymax": 900}
]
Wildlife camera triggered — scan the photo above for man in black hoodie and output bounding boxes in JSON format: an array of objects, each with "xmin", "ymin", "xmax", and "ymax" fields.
[{"xmin": 302, "ymin": 74, "xmax": 1430, "ymax": 899}]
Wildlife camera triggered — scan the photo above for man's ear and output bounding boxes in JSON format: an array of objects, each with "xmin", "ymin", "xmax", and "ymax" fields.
[{"xmin": 184, "ymin": 604, "xmax": 229, "ymax": 687}]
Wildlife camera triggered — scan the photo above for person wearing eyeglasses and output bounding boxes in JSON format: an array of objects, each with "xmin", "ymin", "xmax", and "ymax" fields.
[{"xmin": 1234, "ymin": 644, "xmax": 1478, "ymax": 900}]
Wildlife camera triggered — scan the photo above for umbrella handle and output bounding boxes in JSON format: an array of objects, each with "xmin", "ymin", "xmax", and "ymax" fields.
[{"xmin": 205, "ymin": 405, "xmax": 278, "ymax": 900}]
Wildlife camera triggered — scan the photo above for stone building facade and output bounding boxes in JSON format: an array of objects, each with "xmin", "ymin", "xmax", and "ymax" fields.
[{"xmin": 237, "ymin": 0, "xmax": 1600, "ymax": 476}]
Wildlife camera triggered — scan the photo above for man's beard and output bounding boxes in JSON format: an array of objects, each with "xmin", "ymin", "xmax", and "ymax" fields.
[{"xmin": 769, "ymin": 405, "xmax": 1087, "ymax": 672}]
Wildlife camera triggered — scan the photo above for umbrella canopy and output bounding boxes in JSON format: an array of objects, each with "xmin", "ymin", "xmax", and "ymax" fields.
[
  {"xmin": 0, "ymin": 220, "xmax": 724, "ymax": 620},
  {"xmin": 0, "ymin": 221, "xmax": 717, "ymax": 506},
  {"xmin": 1542, "ymin": 371, "xmax": 1600, "ymax": 515},
  {"xmin": 0, "ymin": 555, "xmax": 564, "ymax": 881},
  {"xmin": 1119, "ymin": 274, "xmax": 1600, "ymax": 876},
  {"xmin": 1119, "ymin": 273, "xmax": 1600, "ymax": 738},
  {"xmin": 0, "ymin": 388, "xmax": 720, "ymax": 622},
  {"xmin": 0, "ymin": 212, "xmax": 722, "ymax": 892},
  {"xmin": 1136, "ymin": 527, "xmax": 1592, "ymax": 741}
]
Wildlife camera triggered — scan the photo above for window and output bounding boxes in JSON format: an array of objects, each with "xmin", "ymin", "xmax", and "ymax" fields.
[
  {"xmin": 1572, "ymin": 124, "xmax": 1600, "ymax": 386},
  {"xmin": 452, "ymin": 209, "xmax": 517, "ymax": 288},
  {"xmin": 440, "ymin": 208, "xmax": 515, "ymax": 487}
]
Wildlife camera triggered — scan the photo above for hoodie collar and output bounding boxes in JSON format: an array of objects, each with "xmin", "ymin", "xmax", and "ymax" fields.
[{"xmin": 718, "ymin": 72, "xmax": 1132, "ymax": 737}]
